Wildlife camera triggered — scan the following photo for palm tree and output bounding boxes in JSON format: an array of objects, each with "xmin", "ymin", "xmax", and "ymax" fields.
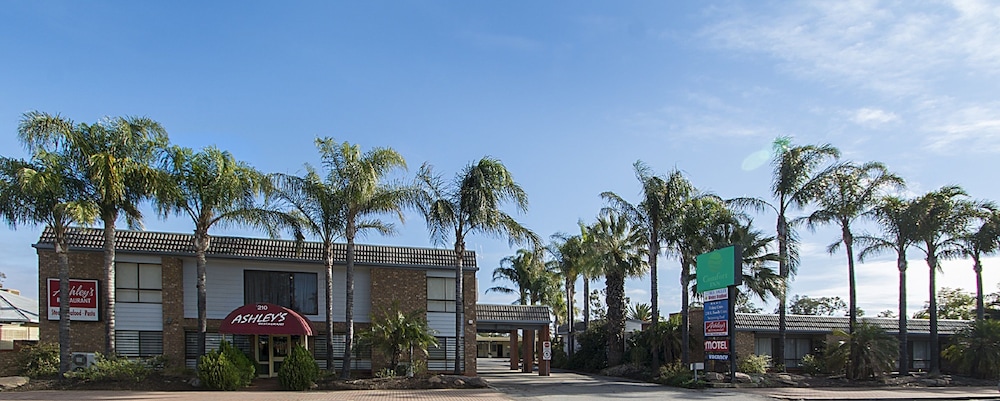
[
  {"xmin": 549, "ymin": 231, "xmax": 589, "ymax": 355},
  {"xmin": 269, "ymin": 153, "xmax": 352, "ymax": 372},
  {"xmin": 576, "ymin": 222, "xmax": 601, "ymax": 331},
  {"xmin": 488, "ymin": 248, "xmax": 540, "ymax": 305},
  {"xmin": 156, "ymin": 146, "xmax": 293, "ymax": 358},
  {"xmin": 0, "ymin": 152, "xmax": 97, "ymax": 376},
  {"xmin": 856, "ymin": 195, "xmax": 919, "ymax": 374},
  {"xmin": 361, "ymin": 302, "xmax": 439, "ymax": 376},
  {"xmin": 951, "ymin": 207, "xmax": 1000, "ymax": 320},
  {"xmin": 590, "ymin": 211, "xmax": 647, "ymax": 367},
  {"xmin": 909, "ymin": 185, "xmax": 977, "ymax": 374},
  {"xmin": 751, "ymin": 137, "xmax": 840, "ymax": 370},
  {"xmin": 315, "ymin": 138, "xmax": 411, "ymax": 379},
  {"xmin": 602, "ymin": 162, "xmax": 691, "ymax": 325},
  {"xmin": 416, "ymin": 158, "xmax": 536, "ymax": 374},
  {"xmin": 710, "ymin": 218, "xmax": 783, "ymax": 306},
  {"xmin": 805, "ymin": 161, "xmax": 902, "ymax": 379},
  {"xmin": 18, "ymin": 111, "xmax": 168, "ymax": 355}
]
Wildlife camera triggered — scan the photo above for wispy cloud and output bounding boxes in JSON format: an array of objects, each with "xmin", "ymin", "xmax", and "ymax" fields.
[
  {"xmin": 850, "ymin": 108, "xmax": 899, "ymax": 128},
  {"xmin": 701, "ymin": 1, "xmax": 1000, "ymax": 96},
  {"xmin": 922, "ymin": 102, "xmax": 1000, "ymax": 154}
]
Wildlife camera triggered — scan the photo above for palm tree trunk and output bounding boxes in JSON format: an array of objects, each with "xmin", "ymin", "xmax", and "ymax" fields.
[
  {"xmin": 195, "ymin": 229, "xmax": 210, "ymax": 358},
  {"xmin": 776, "ymin": 213, "xmax": 788, "ymax": 372},
  {"xmin": 897, "ymin": 256, "xmax": 909, "ymax": 375},
  {"xmin": 102, "ymin": 214, "xmax": 117, "ymax": 355},
  {"xmin": 928, "ymin": 254, "xmax": 939, "ymax": 375},
  {"xmin": 453, "ymin": 238, "xmax": 465, "ymax": 375},
  {"xmin": 844, "ymin": 228, "xmax": 858, "ymax": 379},
  {"xmin": 566, "ymin": 277, "xmax": 575, "ymax": 356},
  {"xmin": 680, "ymin": 258, "xmax": 690, "ymax": 365},
  {"xmin": 974, "ymin": 256, "xmax": 984, "ymax": 320},
  {"xmin": 649, "ymin": 228, "xmax": 660, "ymax": 368},
  {"xmin": 341, "ymin": 228, "xmax": 356, "ymax": 379},
  {"xmin": 55, "ymin": 228, "xmax": 71, "ymax": 378},
  {"xmin": 324, "ymin": 242, "xmax": 335, "ymax": 373},
  {"xmin": 583, "ymin": 274, "xmax": 591, "ymax": 330},
  {"xmin": 606, "ymin": 271, "xmax": 626, "ymax": 367}
]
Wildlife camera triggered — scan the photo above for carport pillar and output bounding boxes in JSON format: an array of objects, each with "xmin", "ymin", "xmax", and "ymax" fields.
[
  {"xmin": 522, "ymin": 329, "xmax": 535, "ymax": 373},
  {"xmin": 509, "ymin": 330, "xmax": 519, "ymax": 370},
  {"xmin": 538, "ymin": 324, "xmax": 550, "ymax": 376}
]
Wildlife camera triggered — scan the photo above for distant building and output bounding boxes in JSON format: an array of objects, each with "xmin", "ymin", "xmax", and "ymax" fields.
[{"xmin": 0, "ymin": 288, "xmax": 39, "ymax": 351}]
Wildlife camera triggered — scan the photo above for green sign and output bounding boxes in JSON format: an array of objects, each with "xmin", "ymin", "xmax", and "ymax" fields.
[{"xmin": 696, "ymin": 246, "xmax": 742, "ymax": 293}]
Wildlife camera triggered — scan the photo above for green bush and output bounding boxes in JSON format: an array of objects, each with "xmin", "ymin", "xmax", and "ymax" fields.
[
  {"xmin": 198, "ymin": 341, "xmax": 255, "ymax": 391},
  {"xmin": 566, "ymin": 321, "xmax": 609, "ymax": 372},
  {"xmin": 278, "ymin": 345, "xmax": 319, "ymax": 391},
  {"xmin": 655, "ymin": 361, "xmax": 701, "ymax": 388},
  {"xmin": 19, "ymin": 343, "xmax": 60, "ymax": 378},
  {"xmin": 738, "ymin": 354, "xmax": 771, "ymax": 374},
  {"xmin": 825, "ymin": 322, "xmax": 897, "ymax": 380},
  {"xmin": 65, "ymin": 354, "xmax": 150, "ymax": 383},
  {"xmin": 943, "ymin": 319, "xmax": 1000, "ymax": 379},
  {"xmin": 800, "ymin": 353, "xmax": 825, "ymax": 375}
]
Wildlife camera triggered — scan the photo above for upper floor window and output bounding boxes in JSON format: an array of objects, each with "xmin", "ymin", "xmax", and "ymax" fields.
[
  {"xmin": 116, "ymin": 263, "xmax": 162, "ymax": 303},
  {"xmin": 427, "ymin": 277, "xmax": 456, "ymax": 312},
  {"xmin": 244, "ymin": 270, "xmax": 318, "ymax": 315}
]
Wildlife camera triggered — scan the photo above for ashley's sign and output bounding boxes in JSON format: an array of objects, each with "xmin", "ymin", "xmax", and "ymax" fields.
[
  {"xmin": 218, "ymin": 303, "xmax": 314, "ymax": 336},
  {"xmin": 229, "ymin": 307, "xmax": 290, "ymax": 327},
  {"xmin": 47, "ymin": 278, "xmax": 99, "ymax": 321}
]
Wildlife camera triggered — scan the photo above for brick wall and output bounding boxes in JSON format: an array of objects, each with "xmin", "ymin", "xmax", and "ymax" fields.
[
  {"xmin": 369, "ymin": 267, "xmax": 427, "ymax": 371},
  {"xmin": 161, "ymin": 257, "xmax": 184, "ymax": 368},
  {"xmin": 37, "ymin": 249, "xmax": 105, "ymax": 354}
]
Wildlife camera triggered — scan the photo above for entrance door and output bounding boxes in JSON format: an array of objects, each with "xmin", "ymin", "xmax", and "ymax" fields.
[{"xmin": 255, "ymin": 335, "xmax": 291, "ymax": 377}]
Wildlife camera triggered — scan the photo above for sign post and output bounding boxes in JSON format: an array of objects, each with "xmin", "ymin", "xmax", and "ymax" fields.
[{"xmin": 696, "ymin": 246, "xmax": 742, "ymax": 384}]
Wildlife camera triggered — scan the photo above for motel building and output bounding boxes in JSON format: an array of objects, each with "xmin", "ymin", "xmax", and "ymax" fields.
[{"xmin": 35, "ymin": 227, "xmax": 482, "ymax": 377}]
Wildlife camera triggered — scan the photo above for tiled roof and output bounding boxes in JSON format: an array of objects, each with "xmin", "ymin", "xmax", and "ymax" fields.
[
  {"xmin": 0, "ymin": 290, "xmax": 38, "ymax": 324},
  {"xmin": 735, "ymin": 313, "xmax": 970, "ymax": 335},
  {"xmin": 476, "ymin": 304, "xmax": 551, "ymax": 325},
  {"xmin": 35, "ymin": 227, "xmax": 476, "ymax": 269}
]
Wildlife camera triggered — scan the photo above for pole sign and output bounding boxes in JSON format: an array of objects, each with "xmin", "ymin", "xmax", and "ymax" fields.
[
  {"xmin": 542, "ymin": 341, "xmax": 552, "ymax": 361},
  {"xmin": 47, "ymin": 278, "xmax": 99, "ymax": 321},
  {"xmin": 696, "ymin": 245, "xmax": 742, "ymax": 384}
]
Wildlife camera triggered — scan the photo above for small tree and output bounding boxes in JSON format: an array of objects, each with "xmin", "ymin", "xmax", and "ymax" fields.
[
  {"xmin": 942, "ymin": 319, "xmax": 1000, "ymax": 379},
  {"xmin": 278, "ymin": 345, "xmax": 319, "ymax": 390},
  {"xmin": 360, "ymin": 303, "xmax": 438, "ymax": 376},
  {"xmin": 825, "ymin": 322, "xmax": 897, "ymax": 380}
]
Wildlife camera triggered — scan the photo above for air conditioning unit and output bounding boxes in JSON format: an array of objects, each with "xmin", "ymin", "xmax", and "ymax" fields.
[{"xmin": 70, "ymin": 352, "xmax": 97, "ymax": 371}]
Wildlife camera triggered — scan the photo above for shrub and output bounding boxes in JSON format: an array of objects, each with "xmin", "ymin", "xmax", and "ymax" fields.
[
  {"xmin": 374, "ymin": 367, "xmax": 396, "ymax": 378},
  {"xmin": 738, "ymin": 354, "xmax": 771, "ymax": 374},
  {"xmin": 198, "ymin": 341, "xmax": 255, "ymax": 391},
  {"xmin": 19, "ymin": 343, "xmax": 60, "ymax": 378},
  {"xmin": 65, "ymin": 354, "xmax": 150, "ymax": 383},
  {"xmin": 278, "ymin": 345, "xmax": 319, "ymax": 391},
  {"xmin": 566, "ymin": 321, "xmax": 609, "ymax": 372},
  {"xmin": 800, "ymin": 353, "xmax": 825, "ymax": 375},
  {"xmin": 655, "ymin": 361, "xmax": 700, "ymax": 388},
  {"xmin": 943, "ymin": 319, "xmax": 1000, "ymax": 379}
]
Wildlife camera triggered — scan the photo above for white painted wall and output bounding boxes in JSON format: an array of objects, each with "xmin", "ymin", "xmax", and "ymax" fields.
[{"xmin": 182, "ymin": 258, "xmax": 371, "ymax": 323}]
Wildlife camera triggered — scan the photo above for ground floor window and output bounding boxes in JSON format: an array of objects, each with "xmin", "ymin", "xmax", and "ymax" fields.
[
  {"xmin": 754, "ymin": 336, "xmax": 812, "ymax": 368},
  {"xmin": 116, "ymin": 330, "xmax": 163, "ymax": 358},
  {"xmin": 184, "ymin": 332, "xmax": 252, "ymax": 368},
  {"xmin": 428, "ymin": 337, "xmax": 463, "ymax": 371},
  {"xmin": 310, "ymin": 334, "xmax": 372, "ymax": 371},
  {"xmin": 911, "ymin": 340, "xmax": 930, "ymax": 370}
]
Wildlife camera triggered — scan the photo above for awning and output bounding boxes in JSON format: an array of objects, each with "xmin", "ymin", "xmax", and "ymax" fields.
[{"xmin": 219, "ymin": 303, "xmax": 314, "ymax": 336}]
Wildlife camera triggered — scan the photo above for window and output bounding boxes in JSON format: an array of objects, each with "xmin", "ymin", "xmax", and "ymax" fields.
[
  {"xmin": 244, "ymin": 270, "xmax": 318, "ymax": 315},
  {"xmin": 782, "ymin": 337, "xmax": 812, "ymax": 367},
  {"xmin": 116, "ymin": 330, "xmax": 164, "ymax": 357},
  {"xmin": 116, "ymin": 263, "xmax": 162, "ymax": 303},
  {"xmin": 427, "ymin": 277, "xmax": 456, "ymax": 312},
  {"xmin": 427, "ymin": 337, "xmax": 461, "ymax": 371}
]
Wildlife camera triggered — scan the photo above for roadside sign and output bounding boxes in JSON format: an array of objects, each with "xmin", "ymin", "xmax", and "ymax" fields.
[
  {"xmin": 703, "ymin": 288, "xmax": 729, "ymax": 302},
  {"xmin": 704, "ymin": 339, "xmax": 730, "ymax": 352},
  {"xmin": 705, "ymin": 320, "xmax": 729, "ymax": 337},
  {"xmin": 707, "ymin": 353, "xmax": 730, "ymax": 361},
  {"xmin": 542, "ymin": 341, "xmax": 552, "ymax": 361},
  {"xmin": 704, "ymin": 299, "xmax": 729, "ymax": 322}
]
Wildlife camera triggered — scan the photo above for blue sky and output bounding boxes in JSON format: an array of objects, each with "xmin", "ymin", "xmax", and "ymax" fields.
[{"xmin": 2, "ymin": 1, "xmax": 999, "ymax": 318}]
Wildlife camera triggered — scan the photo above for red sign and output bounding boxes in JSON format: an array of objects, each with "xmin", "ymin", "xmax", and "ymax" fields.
[
  {"xmin": 47, "ymin": 278, "xmax": 99, "ymax": 321},
  {"xmin": 705, "ymin": 339, "xmax": 730, "ymax": 352},
  {"xmin": 219, "ymin": 303, "xmax": 314, "ymax": 336},
  {"xmin": 705, "ymin": 320, "xmax": 728, "ymax": 336}
]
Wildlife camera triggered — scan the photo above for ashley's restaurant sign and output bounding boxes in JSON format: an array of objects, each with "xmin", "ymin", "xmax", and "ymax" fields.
[
  {"xmin": 47, "ymin": 278, "xmax": 99, "ymax": 321},
  {"xmin": 219, "ymin": 303, "xmax": 314, "ymax": 336}
]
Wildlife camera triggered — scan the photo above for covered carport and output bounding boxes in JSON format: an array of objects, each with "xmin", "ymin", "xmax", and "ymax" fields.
[{"xmin": 475, "ymin": 304, "xmax": 552, "ymax": 376}]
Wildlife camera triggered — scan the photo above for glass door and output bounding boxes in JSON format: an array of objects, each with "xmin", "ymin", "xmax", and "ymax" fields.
[{"xmin": 254, "ymin": 335, "xmax": 299, "ymax": 377}]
